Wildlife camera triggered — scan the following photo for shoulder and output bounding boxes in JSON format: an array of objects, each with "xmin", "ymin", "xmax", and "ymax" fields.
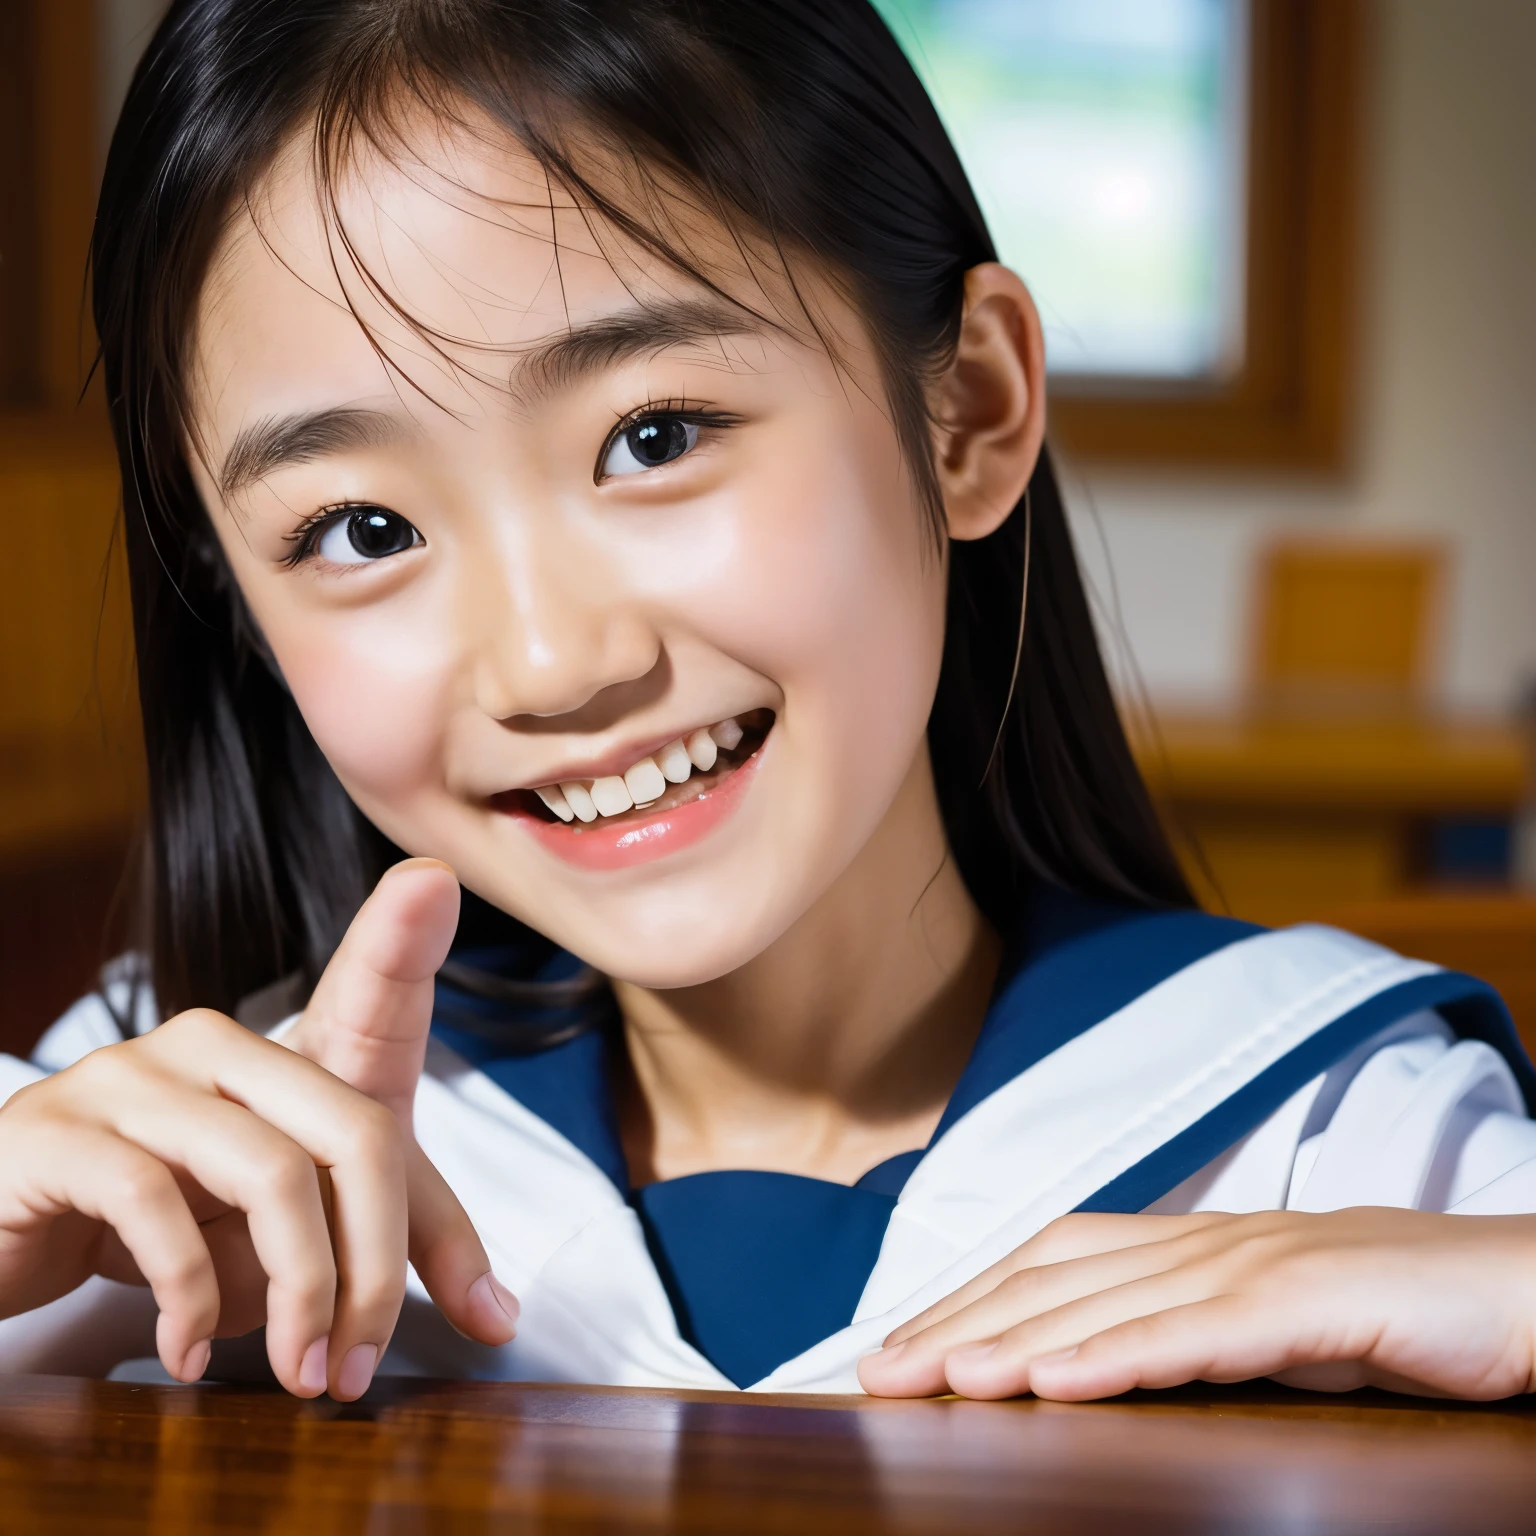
[
  {"xmin": 977, "ymin": 912, "xmax": 1532, "ymax": 1217},
  {"xmin": 966, "ymin": 911, "xmax": 1515, "ymax": 1141},
  {"xmin": 1154, "ymin": 1008, "xmax": 1536, "ymax": 1215},
  {"xmin": 1042, "ymin": 912, "xmax": 1531, "ymax": 1107}
]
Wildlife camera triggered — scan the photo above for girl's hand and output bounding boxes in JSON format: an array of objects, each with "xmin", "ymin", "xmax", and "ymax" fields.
[
  {"xmin": 858, "ymin": 1209, "xmax": 1536, "ymax": 1402},
  {"xmin": 0, "ymin": 1007, "xmax": 414, "ymax": 1397},
  {"xmin": 0, "ymin": 860, "xmax": 514, "ymax": 1399}
]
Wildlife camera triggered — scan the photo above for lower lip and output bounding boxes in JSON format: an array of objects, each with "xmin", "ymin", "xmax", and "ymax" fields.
[{"xmin": 504, "ymin": 746, "xmax": 766, "ymax": 872}]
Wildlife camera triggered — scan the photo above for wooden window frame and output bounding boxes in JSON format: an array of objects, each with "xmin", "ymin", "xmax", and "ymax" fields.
[{"xmin": 1049, "ymin": 0, "xmax": 1365, "ymax": 472}]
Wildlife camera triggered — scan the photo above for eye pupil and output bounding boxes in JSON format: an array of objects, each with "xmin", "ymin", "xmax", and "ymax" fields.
[
  {"xmin": 626, "ymin": 417, "xmax": 690, "ymax": 466},
  {"xmin": 347, "ymin": 508, "xmax": 414, "ymax": 559}
]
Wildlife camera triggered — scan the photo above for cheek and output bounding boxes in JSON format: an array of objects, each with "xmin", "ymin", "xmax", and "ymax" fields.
[
  {"xmin": 680, "ymin": 409, "xmax": 943, "ymax": 765},
  {"xmin": 264, "ymin": 600, "xmax": 455, "ymax": 804}
]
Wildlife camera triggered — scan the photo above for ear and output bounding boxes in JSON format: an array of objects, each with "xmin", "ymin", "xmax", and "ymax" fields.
[{"xmin": 932, "ymin": 264, "xmax": 1047, "ymax": 542}]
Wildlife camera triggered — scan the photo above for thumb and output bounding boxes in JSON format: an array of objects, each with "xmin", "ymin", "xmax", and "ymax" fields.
[
  {"xmin": 287, "ymin": 858, "xmax": 460, "ymax": 1128},
  {"xmin": 287, "ymin": 861, "xmax": 519, "ymax": 1349}
]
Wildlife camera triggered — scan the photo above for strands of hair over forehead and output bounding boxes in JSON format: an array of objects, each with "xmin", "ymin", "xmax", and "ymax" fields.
[{"xmin": 93, "ymin": 0, "xmax": 1192, "ymax": 1019}]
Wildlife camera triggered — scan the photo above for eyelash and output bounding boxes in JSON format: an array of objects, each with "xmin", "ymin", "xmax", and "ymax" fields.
[
  {"xmin": 595, "ymin": 398, "xmax": 743, "ymax": 481},
  {"xmin": 281, "ymin": 503, "xmax": 369, "ymax": 568}
]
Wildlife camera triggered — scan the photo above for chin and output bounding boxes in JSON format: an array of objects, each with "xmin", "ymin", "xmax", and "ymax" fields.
[
  {"xmin": 544, "ymin": 885, "xmax": 800, "ymax": 991},
  {"xmin": 594, "ymin": 937, "xmax": 774, "ymax": 991},
  {"xmin": 454, "ymin": 849, "xmax": 801, "ymax": 988}
]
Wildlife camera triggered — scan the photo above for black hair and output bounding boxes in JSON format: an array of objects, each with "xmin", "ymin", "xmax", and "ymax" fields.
[{"xmin": 92, "ymin": 0, "xmax": 1192, "ymax": 1020}]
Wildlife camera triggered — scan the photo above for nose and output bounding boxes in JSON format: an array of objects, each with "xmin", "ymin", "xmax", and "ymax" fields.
[{"xmin": 466, "ymin": 538, "xmax": 662, "ymax": 723}]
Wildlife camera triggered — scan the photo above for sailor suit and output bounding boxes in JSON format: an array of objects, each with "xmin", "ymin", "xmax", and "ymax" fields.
[{"xmin": 3, "ymin": 893, "xmax": 1533, "ymax": 1392}]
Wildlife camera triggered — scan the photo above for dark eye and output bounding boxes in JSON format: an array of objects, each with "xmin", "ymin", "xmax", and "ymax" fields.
[
  {"xmin": 315, "ymin": 507, "xmax": 422, "ymax": 565},
  {"xmin": 601, "ymin": 415, "xmax": 700, "ymax": 477}
]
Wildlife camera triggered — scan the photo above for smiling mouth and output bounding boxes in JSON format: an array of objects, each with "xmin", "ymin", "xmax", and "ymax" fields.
[{"xmin": 500, "ymin": 709, "xmax": 774, "ymax": 831}]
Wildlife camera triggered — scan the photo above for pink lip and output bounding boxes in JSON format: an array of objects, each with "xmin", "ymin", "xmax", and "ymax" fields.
[{"xmin": 502, "ymin": 747, "xmax": 765, "ymax": 871}]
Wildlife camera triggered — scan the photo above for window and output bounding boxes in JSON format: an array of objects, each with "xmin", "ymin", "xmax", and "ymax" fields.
[
  {"xmin": 877, "ymin": 0, "xmax": 1248, "ymax": 383},
  {"xmin": 876, "ymin": 0, "xmax": 1363, "ymax": 468}
]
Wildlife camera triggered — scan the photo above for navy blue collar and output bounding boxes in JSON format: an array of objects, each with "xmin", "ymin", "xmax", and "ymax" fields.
[
  {"xmin": 427, "ymin": 896, "xmax": 1531, "ymax": 1389},
  {"xmin": 433, "ymin": 940, "xmax": 629, "ymax": 1190},
  {"xmin": 429, "ymin": 888, "xmax": 1260, "ymax": 1195}
]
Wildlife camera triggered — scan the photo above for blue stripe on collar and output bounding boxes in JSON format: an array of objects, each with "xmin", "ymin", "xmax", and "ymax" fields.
[
  {"xmin": 1076, "ymin": 970, "xmax": 1534, "ymax": 1215},
  {"xmin": 932, "ymin": 908, "xmax": 1261, "ymax": 1145}
]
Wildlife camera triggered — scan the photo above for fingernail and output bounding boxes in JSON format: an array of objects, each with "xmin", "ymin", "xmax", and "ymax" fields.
[
  {"xmin": 181, "ymin": 1339, "xmax": 211, "ymax": 1382},
  {"xmin": 337, "ymin": 1343, "xmax": 378, "ymax": 1399},
  {"xmin": 877, "ymin": 1340, "xmax": 907, "ymax": 1362},
  {"xmin": 491, "ymin": 1275, "xmax": 520, "ymax": 1326},
  {"xmin": 470, "ymin": 1270, "xmax": 520, "ymax": 1329},
  {"xmin": 299, "ymin": 1336, "xmax": 329, "ymax": 1394}
]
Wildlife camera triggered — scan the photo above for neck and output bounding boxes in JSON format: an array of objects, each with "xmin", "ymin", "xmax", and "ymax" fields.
[{"xmin": 612, "ymin": 748, "xmax": 1000, "ymax": 1186}]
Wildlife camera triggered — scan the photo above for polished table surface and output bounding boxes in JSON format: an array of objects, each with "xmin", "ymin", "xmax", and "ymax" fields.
[{"xmin": 3, "ymin": 1374, "xmax": 1536, "ymax": 1534}]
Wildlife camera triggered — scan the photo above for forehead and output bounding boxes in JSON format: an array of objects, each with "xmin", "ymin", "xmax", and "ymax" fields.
[{"xmin": 192, "ymin": 112, "xmax": 814, "ymax": 426}]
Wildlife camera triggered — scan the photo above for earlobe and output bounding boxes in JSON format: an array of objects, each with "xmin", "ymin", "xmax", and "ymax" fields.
[{"xmin": 934, "ymin": 264, "xmax": 1048, "ymax": 543}]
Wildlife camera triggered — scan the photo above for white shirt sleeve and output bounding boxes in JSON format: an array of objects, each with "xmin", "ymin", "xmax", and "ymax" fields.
[{"xmin": 1150, "ymin": 1009, "xmax": 1536, "ymax": 1216}]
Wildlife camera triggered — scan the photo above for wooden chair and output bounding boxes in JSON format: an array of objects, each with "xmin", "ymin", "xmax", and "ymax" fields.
[
  {"xmin": 1251, "ymin": 541, "xmax": 1444, "ymax": 712},
  {"xmin": 1321, "ymin": 893, "xmax": 1536, "ymax": 1055}
]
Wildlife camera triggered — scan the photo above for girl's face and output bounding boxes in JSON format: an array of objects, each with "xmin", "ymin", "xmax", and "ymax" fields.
[{"xmin": 191, "ymin": 127, "xmax": 949, "ymax": 988}]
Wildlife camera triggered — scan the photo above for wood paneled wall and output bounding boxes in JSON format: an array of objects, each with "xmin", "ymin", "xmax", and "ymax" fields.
[
  {"xmin": 0, "ymin": 444, "xmax": 142, "ymax": 860},
  {"xmin": 0, "ymin": 439, "xmax": 141, "ymax": 1055},
  {"xmin": 1, "ymin": 0, "xmax": 101, "ymax": 415},
  {"xmin": 0, "ymin": 1, "xmax": 141, "ymax": 1053}
]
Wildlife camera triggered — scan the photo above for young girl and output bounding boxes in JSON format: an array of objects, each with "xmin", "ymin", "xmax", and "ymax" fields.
[{"xmin": 2, "ymin": 0, "xmax": 1535, "ymax": 1405}]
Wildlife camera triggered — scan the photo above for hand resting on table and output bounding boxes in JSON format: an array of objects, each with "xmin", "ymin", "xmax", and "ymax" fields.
[{"xmin": 859, "ymin": 1207, "xmax": 1536, "ymax": 1402}]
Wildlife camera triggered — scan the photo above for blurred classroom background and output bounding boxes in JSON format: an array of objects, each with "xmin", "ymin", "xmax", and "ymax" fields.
[{"xmin": 2, "ymin": 0, "xmax": 1534, "ymax": 1057}]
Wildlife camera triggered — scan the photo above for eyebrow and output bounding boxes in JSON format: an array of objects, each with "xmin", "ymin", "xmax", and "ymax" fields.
[
  {"xmin": 506, "ymin": 295, "xmax": 769, "ymax": 405},
  {"xmin": 219, "ymin": 406, "xmax": 411, "ymax": 498},
  {"xmin": 217, "ymin": 296, "xmax": 770, "ymax": 497}
]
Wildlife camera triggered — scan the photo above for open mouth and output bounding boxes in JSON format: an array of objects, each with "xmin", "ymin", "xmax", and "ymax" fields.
[{"xmin": 501, "ymin": 708, "xmax": 774, "ymax": 834}]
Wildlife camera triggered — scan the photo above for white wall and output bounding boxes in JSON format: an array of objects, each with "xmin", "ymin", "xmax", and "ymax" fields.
[{"xmin": 1064, "ymin": 0, "xmax": 1536, "ymax": 713}]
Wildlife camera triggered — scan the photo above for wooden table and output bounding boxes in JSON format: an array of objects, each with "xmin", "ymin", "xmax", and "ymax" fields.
[
  {"xmin": 1132, "ymin": 710, "xmax": 1532, "ymax": 926},
  {"xmin": 3, "ymin": 1374, "xmax": 1536, "ymax": 1534}
]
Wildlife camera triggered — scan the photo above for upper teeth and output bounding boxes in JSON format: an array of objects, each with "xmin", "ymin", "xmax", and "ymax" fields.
[{"xmin": 533, "ymin": 718, "xmax": 749, "ymax": 824}]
